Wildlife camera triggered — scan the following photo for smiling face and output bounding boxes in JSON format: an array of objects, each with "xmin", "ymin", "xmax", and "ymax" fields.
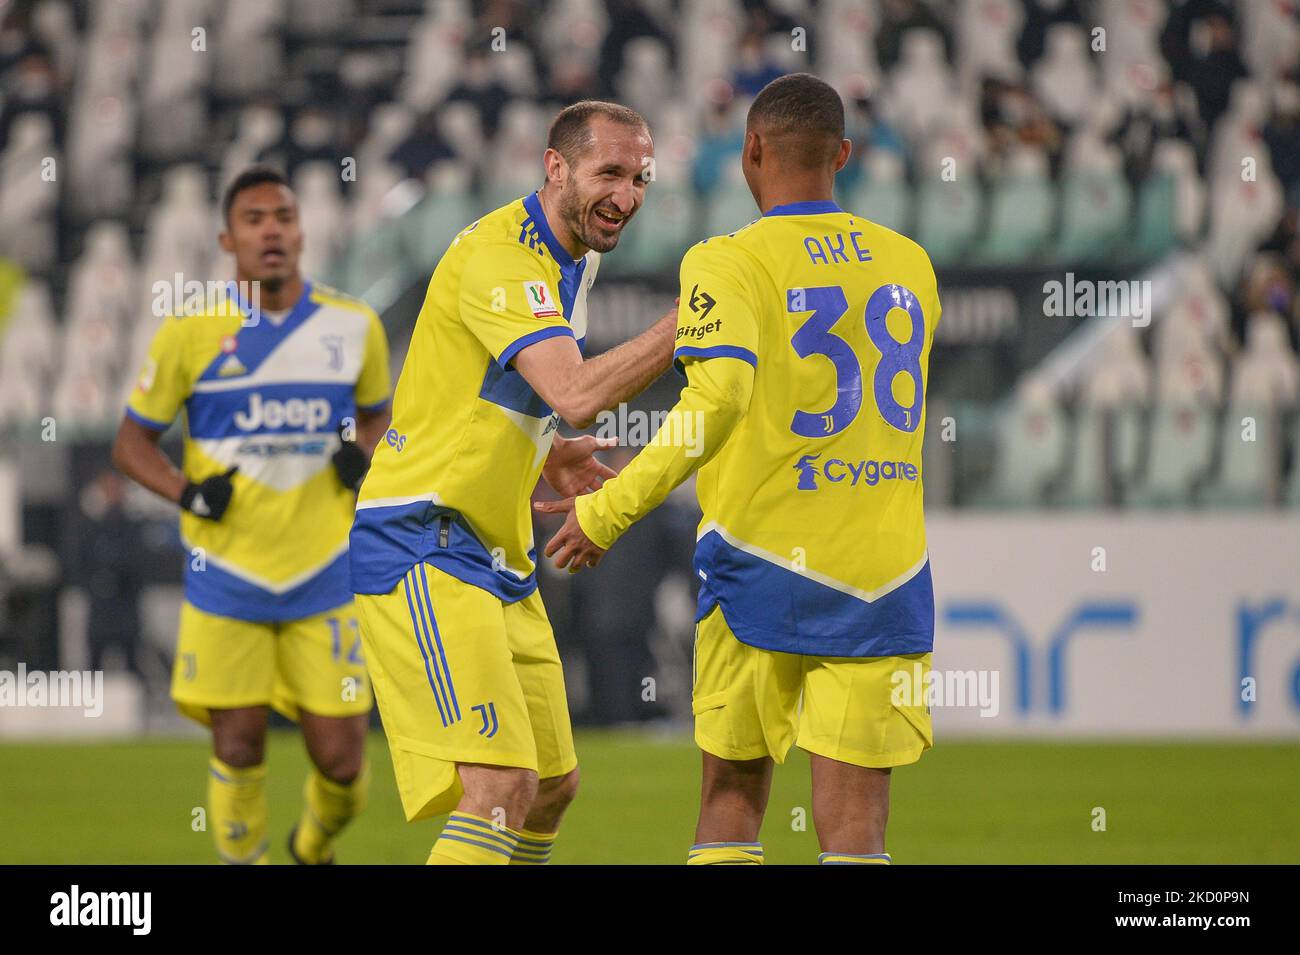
[
  {"xmin": 549, "ymin": 116, "xmax": 653, "ymax": 255},
  {"xmin": 219, "ymin": 181, "xmax": 303, "ymax": 289}
]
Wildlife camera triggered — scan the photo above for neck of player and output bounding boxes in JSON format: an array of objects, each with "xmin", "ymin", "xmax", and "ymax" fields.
[
  {"xmin": 537, "ymin": 184, "xmax": 589, "ymax": 261},
  {"xmin": 239, "ymin": 272, "xmax": 305, "ymax": 312},
  {"xmin": 757, "ymin": 168, "xmax": 838, "ymax": 216}
]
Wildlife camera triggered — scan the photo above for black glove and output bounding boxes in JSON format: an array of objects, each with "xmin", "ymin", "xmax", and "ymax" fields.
[
  {"xmin": 180, "ymin": 465, "xmax": 238, "ymax": 522},
  {"xmin": 332, "ymin": 424, "xmax": 369, "ymax": 492}
]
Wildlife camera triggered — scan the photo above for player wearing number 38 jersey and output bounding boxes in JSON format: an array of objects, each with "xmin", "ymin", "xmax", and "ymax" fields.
[{"xmin": 538, "ymin": 73, "xmax": 940, "ymax": 866}]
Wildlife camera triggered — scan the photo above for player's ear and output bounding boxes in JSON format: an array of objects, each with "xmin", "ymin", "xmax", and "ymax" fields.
[
  {"xmin": 834, "ymin": 138, "xmax": 852, "ymax": 173},
  {"xmin": 218, "ymin": 229, "xmax": 234, "ymax": 254},
  {"xmin": 743, "ymin": 129, "xmax": 762, "ymax": 167},
  {"xmin": 543, "ymin": 147, "xmax": 568, "ymax": 187}
]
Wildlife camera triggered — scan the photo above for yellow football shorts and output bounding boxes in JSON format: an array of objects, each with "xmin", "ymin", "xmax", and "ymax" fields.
[
  {"xmin": 692, "ymin": 606, "xmax": 933, "ymax": 768},
  {"xmin": 171, "ymin": 600, "xmax": 373, "ymax": 726},
  {"xmin": 354, "ymin": 561, "xmax": 577, "ymax": 822}
]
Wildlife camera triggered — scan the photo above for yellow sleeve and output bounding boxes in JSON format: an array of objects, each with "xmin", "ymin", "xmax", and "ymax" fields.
[
  {"xmin": 575, "ymin": 355, "xmax": 755, "ymax": 550},
  {"xmin": 355, "ymin": 308, "xmax": 392, "ymax": 411},
  {"xmin": 672, "ymin": 241, "xmax": 760, "ymax": 375},
  {"xmin": 124, "ymin": 316, "xmax": 191, "ymax": 431},
  {"xmin": 460, "ymin": 244, "xmax": 575, "ymax": 368}
]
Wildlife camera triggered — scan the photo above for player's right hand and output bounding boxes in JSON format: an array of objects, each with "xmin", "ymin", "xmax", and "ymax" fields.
[{"xmin": 179, "ymin": 465, "xmax": 238, "ymax": 521}]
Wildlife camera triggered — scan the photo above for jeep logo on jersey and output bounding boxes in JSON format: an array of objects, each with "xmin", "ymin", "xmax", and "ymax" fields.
[
  {"xmin": 524, "ymin": 281, "xmax": 561, "ymax": 318},
  {"xmin": 233, "ymin": 393, "xmax": 332, "ymax": 432}
]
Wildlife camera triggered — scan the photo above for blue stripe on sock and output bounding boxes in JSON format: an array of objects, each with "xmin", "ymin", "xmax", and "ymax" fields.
[
  {"xmin": 442, "ymin": 823, "xmax": 518, "ymax": 852},
  {"xmin": 437, "ymin": 832, "xmax": 514, "ymax": 859}
]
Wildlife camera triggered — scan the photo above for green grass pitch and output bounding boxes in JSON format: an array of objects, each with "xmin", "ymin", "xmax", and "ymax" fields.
[{"xmin": 0, "ymin": 731, "xmax": 1295, "ymax": 864}]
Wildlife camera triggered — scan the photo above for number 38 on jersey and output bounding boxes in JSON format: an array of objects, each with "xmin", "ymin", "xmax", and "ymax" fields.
[{"xmin": 786, "ymin": 283, "xmax": 927, "ymax": 437}]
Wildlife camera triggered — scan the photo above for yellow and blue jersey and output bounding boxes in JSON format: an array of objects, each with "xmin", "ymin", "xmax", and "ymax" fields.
[
  {"xmin": 675, "ymin": 199, "xmax": 940, "ymax": 657},
  {"xmin": 125, "ymin": 281, "xmax": 391, "ymax": 622},
  {"xmin": 350, "ymin": 192, "xmax": 598, "ymax": 602}
]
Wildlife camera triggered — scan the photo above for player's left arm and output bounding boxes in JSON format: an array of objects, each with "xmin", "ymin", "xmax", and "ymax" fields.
[
  {"xmin": 536, "ymin": 354, "xmax": 754, "ymax": 569},
  {"xmin": 334, "ymin": 308, "xmax": 393, "ymax": 489},
  {"xmin": 538, "ymin": 239, "xmax": 760, "ymax": 568}
]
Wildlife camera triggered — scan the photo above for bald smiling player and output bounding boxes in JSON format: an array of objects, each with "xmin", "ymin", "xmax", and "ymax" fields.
[{"xmin": 349, "ymin": 101, "xmax": 676, "ymax": 865}]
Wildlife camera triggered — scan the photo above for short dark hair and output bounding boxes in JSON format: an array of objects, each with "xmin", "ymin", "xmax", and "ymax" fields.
[
  {"xmin": 546, "ymin": 100, "xmax": 649, "ymax": 165},
  {"xmin": 221, "ymin": 165, "xmax": 290, "ymax": 225},
  {"xmin": 746, "ymin": 73, "xmax": 845, "ymax": 169}
]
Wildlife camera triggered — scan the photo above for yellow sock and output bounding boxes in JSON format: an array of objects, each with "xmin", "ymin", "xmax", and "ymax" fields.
[
  {"xmin": 687, "ymin": 841, "xmax": 764, "ymax": 865},
  {"xmin": 208, "ymin": 757, "xmax": 269, "ymax": 865},
  {"xmin": 509, "ymin": 827, "xmax": 557, "ymax": 865},
  {"xmin": 819, "ymin": 851, "xmax": 892, "ymax": 864},
  {"xmin": 426, "ymin": 811, "xmax": 519, "ymax": 865},
  {"xmin": 292, "ymin": 763, "xmax": 370, "ymax": 864}
]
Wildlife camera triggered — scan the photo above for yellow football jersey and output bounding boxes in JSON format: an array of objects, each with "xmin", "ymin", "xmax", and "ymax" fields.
[
  {"xmin": 125, "ymin": 281, "xmax": 391, "ymax": 621},
  {"xmin": 350, "ymin": 193, "xmax": 598, "ymax": 602},
  {"xmin": 582, "ymin": 200, "xmax": 940, "ymax": 656}
]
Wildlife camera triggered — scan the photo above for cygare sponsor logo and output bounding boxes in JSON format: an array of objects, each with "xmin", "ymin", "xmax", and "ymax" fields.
[
  {"xmin": 233, "ymin": 393, "xmax": 332, "ymax": 433},
  {"xmin": 0, "ymin": 664, "xmax": 103, "ymax": 717},
  {"xmin": 49, "ymin": 885, "xmax": 151, "ymax": 935},
  {"xmin": 793, "ymin": 453, "xmax": 919, "ymax": 490}
]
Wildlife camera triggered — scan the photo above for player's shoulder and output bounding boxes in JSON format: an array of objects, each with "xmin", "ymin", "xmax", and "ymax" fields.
[
  {"xmin": 682, "ymin": 222, "xmax": 765, "ymax": 274},
  {"xmin": 309, "ymin": 281, "xmax": 380, "ymax": 321},
  {"xmin": 156, "ymin": 282, "xmax": 243, "ymax": 334},
  {"xmin": 453, "ymin": 196, "xmax": 556, "ymax": 272},
  {"xmin": 846, "ymin": 212, "xmax": 937, "ymax": 279}
]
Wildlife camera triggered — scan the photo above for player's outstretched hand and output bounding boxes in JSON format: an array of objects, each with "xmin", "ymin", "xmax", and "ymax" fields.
[
  {"xmin": 332, "ymin": 422, "xmax": 369, "ymax": 492},
  {"xmin": 180, "ymin": 465, "xmax": 238, "ymax": 522},
  {"xmin": 535, "ymin": 497, "xmax": 606, "ymax": 573},
  {"xmin": 542, "ymin": 434, "xmax": 618, "ymax": 497}
]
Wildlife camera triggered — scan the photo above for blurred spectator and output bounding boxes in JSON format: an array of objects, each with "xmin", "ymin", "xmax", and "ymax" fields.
[
  {"xmin": 1263, "ymin": 82, "xmax": 1300, "ymax": 202},
  {"xmin": 566, "ymin": 449, "xmax": 694, "ymax": 726},
  {"xmin": 842, "ymin": 88, "xmax": 908, "ymax": 192},
  {"xmin": 388, "ymin": 110, "xmax": 457, "ymax": 181},
  {"xmin": 1236, "ymin": 251, "xmax": 1300, "ymax": 354},
  {"xmin": 76, "ymin": 469, "xmax": 145, "ymax": 681},
  {"xmin": 732, "ymin": 29, "xmax": 785, "ymax": 98},
  {"xmin": 1161, "ymin": 0, "xmax": 1248, "ymax": 135},
  {"xmin": 1115, "ymin": 76, "xmax": 1203, "ymax": 184},
  {"xmin": 1017, "ymin": 0, "xmax": 1084, "ymax": 68},
  {"xmin": 0, "ymin": 50, "xmax": 62, "ymax": 150},
  {"xmin": 445, "ymin": 46, "xmax": 512, "ymax": 141},
  {"xmin": 691, "ymin": 87, "xmax": 745, "ymax": 195},
  {"xmin": 877, "ymin": 0, "xmax": 954, "ymax": 73},
  {"xmin": 598, "ymin": 0, "xmax": 670, "ymax": 100},
  {"xmin": 980, "ymin": 76, "xmax": 1063, "ymax": 176},
  {"xmin": 261, "ymin": 106, "xmax": 340, "ymax": 181}
]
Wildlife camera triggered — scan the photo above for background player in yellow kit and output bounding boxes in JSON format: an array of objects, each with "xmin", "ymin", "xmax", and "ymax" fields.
[
  {"xmin": 540, "ymin": 74, "xmax": 941, "ymax": 865},
  {"xmin": 350, "ymin": 101, "xmax": 676, "ymax": 865},
  {"xmin": 112, "ymin": 167, "xmax": 392, "ymax": 864}
]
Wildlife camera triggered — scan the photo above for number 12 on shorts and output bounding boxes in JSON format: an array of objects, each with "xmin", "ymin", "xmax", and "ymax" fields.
[
  {"xmin": 787, "ymin": 283, "xmax": 926, "ymax": 436},
  {"xmin": 327, "ymin": 616, "xmax": 365, "ymax": 664}
]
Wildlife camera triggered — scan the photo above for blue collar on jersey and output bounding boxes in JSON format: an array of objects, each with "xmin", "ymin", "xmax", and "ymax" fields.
[
  {"xmin": 764, "ymin": 200, "xmax": 843, "ymax": 216},
  {"xmin": 522, "ymin": 191, "xmax": 584, "ymax": 268},
  {"xmin": 196, "ymin": 280, "xmax": 319, "ymax": 382}
]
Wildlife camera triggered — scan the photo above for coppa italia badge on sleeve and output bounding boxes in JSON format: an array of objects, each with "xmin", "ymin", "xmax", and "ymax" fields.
[{"xmin": 523, "ymin": 281, "xmax": 561, "ymax": 318}]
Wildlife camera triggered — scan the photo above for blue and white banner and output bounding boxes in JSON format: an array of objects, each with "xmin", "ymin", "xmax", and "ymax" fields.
[{"xmin": 927, "ymin": 515, "xmax": 1300, "ymax": 737}]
